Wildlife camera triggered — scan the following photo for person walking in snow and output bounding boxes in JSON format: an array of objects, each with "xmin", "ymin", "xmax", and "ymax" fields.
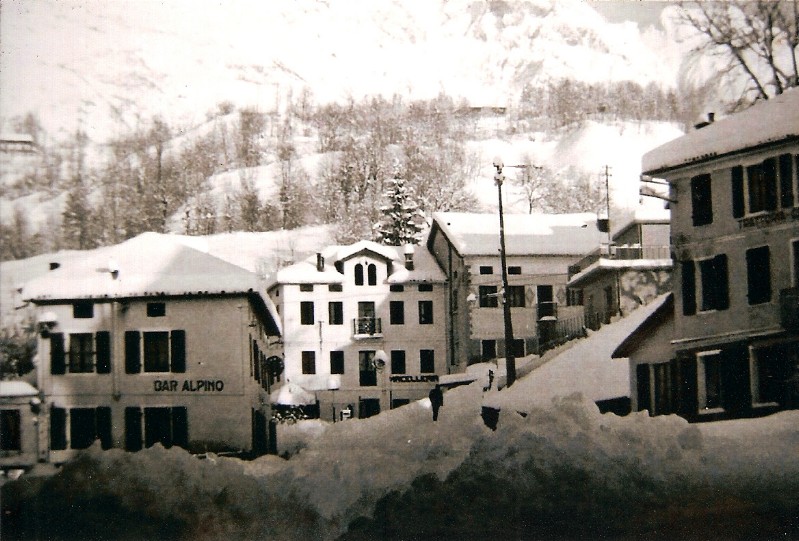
[{"xmin": 429, "ymin": 384, "xmax": 443, "ymax": 421}]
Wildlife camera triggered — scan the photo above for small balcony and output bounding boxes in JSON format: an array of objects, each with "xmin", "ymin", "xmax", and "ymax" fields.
[
  {"xmin": 353, "ymin": 317, "xmax": 383, "ymax": 338},
  {"xmin": 780, "ymin": 288, "xmax": 799, "ymax": 332}
]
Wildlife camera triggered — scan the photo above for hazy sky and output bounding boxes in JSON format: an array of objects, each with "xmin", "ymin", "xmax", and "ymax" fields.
[{"xmin": 590, "ymin": 0, "xmax": 670, "ymax": 30}]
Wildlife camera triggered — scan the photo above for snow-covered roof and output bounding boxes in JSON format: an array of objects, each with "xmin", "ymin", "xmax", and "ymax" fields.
[
  {"xmin": 431, "ymin": 212, "xmax": 605, "ymax": 257},
  {"xmin": 0, "ymin": 380, "xmax": 38, "ymax": 398},
  {"xmin": 642, "ymin": 88, "xmax": 799, "ymax": 175},
  {"xmin": 270, "ymin": 381, "xmax": 317, "ymax": 406},
  {"xmin": 567, "ymin": 258, "xmax": 673, "ymax": 287},
  {"xmin": 611, "ymin": 207, "xmax": 670, "ymax": 239},
  {"xmin": 612, "ymin": 293, "xmax": 673, "ymax": 359}
]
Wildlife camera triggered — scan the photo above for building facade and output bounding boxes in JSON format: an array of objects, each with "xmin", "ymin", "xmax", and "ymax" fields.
[
  {"xmin": 22, "ymin": 233, "xmax": 282, "ymax": 462},
  {"xmin": 637, "ymin": 89, "xmax": 799, "ymax": 421},
  {"xmin": 266, "ymin": 241, "xmax": 448, "ymax": 421},
  {"xmin": 0, "ymin": 381, "xmax": 40, "ymax": 471},
  {"xmin": 427, "ymin": 211, "xmax": 605, "ymax": 368}
]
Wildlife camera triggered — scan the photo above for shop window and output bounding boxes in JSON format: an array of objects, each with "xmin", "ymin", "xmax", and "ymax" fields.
[
  {"xmin": 698, "ymin": 351, "xmax": 723, "ymax": 411},
  {"xmin": 146, "ymin": 302, "xmax": 166, "ymax": 317},
  {"xmin": 0, "ymin": 409, "xmax": 21, "ymax": 451},
  {"xmin": 300, "ymin": 301, "xmax": 315, "ymax": 325},
  {"xmin": 507, "ymin": 285, "xmax": 526, "ymax": 308},
  {"xmin": 330, "ymin": 351, "xmax": 344, "ymax": 375},
  {"xmin": 302, "ymin": 351, "xmax": 316, "ymax": 374},
  {"xmin": 420, "ymin": 349, "xmax": 435, "ymax": 373},
  {"xmin": 690, "ymin": 173, "xmax": 713, "ymax": 226},
  {"xmin": 699, "ymin": 255, "xmax": 729, "ymax": 311},
  {"xmin": 746, "ymin": 246, "xmax": 772, "ymax": 305},
  {"xmin": 479, "ymin": 285, "xmax": 499, "ymax": 308},
  {"xmin": 390, "ymin": 301, "xmax": 405, "ymax": 325},
  {"xmin": 73, "ymin": 301, "xmax": 94, "ymax": 319},
  {"xmin": 328, "ymin": 302, "xmax": 343, "ymax": 325},
  {"xmin": 418, "ymin": 301, "xmax": 434, "ymax": 324},
  {"xmin": 391, "ymin": 350, "xmax": 406, "ymax": 374}
]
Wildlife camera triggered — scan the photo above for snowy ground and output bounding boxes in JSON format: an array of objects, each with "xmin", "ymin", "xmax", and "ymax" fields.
[{"xmin": 3, "ymin": 305, "xmax": 798, "ymax": 540}]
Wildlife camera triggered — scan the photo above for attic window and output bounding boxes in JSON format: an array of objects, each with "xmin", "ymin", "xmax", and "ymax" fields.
[
  {"xmin": 328, "ymin": 284, "xmax": 343, "ymax": 292},
  {"xmin": 73, "ymin": 302, "xmax": 94, "ymax": 319},
  {"xmin": 508, "ymin": 266, "xmax": 522, "ymax": 275},
  {"xmin": 300, "ymin": 284, "xmax": 314, "ymax": 292},
  {"xmin": 147, "ymin": 303, "xmax": 166, "ymax": 317},
  {"xmin": 390, "ymin": 285, "xmax": 405, "ymax": 292},
  {"xmin": 418, "ymin": 284, "xmax": 433, "ymax": 292},
  {"xmin": 479, "ymin": 266, "xmax": 494, "ymax": 275}
]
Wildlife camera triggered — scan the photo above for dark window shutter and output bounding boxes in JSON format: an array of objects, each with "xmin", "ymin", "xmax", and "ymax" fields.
[
  {"xmin": 714, "ymin": 254, "xmax": 730, "ymax": 310},
  {"xmin": 731, "ymin": 166, "xmax": 745, "ymax": 218},
  {"xmin": 96, "ymin": 407, "xmax": 112, "ymax": 449},
  {"xmin": 172, "ymin": 407, "xmax": 188, "ymax": 449},
  {"xmin": 124, "ymin": 407, "xmax": 142, "ymax": 451},
  {"xmin": 125, "ymin": 331, "xmax": 140, "ymax": 374},
  {"xmin": 50, "ymin": 406, "xmax": 67, "ymax": 450},
  {"xmin": 763, "ymin": 158, "xmax": 778, "ymax": 211},
  {"xmin": 95, "ymin": 331, "xmax": 111, "ymax": 373},
  {"xmin": 681, "ymin": 260, "xmax": 696, "ymax": 316},
  {"xmin": 170, "ymin": 330, "xmax": 186, "ymax": 373},
  {"xmin": 779, "ymin": 154, "xmax": 794, "ymax": 208},
  {"xmin": 50, "ymin": 333, "xmax": 66, "ymax": 375}
]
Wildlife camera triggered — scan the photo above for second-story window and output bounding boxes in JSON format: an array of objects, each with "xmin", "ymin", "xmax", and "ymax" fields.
[
  {"xmin": 50, "ymin": 332, "xmax": 111, "ymax": 375},
  {"xmin": 479, "ymin": 286, "xmax": 498, "ymax": 308},
  {"xmin": 302, "ymin": 351, "xmax": 316, "ymax": 374},
  {"xmin": 330, "ymin": 351, "xmax": 344, "ymax": 374},
  {"xmin": 691, "ymin": 173, "xmax": 713, "ymax": 226},
  {"xmin": 124, "ymin": 330, "xmax": 186, "ymax": 374},
  {"xmin": 746, "ymin": 246, "xmax": 771, "ymax": 305},
  {"xmin": 329, "ymin": 302, "xmax": 343, "ymax": 325},
  {"xmin": 699, "ymin": 255, "xmax": 730, "ymax": 312},
  {"xmin": 747, "ymin": 158, "xmax": 778, "ymax": 213},
  {"xmin": 390, "ymin": 301, "xmax": 405, "ymax": 325},
  {"xmin": 507, "ymin": 286, "xmax": 526, "ymax": 307},
  {"xmin": 300, "ymin": 301, "xmax": 315, "ymax": 325},
  {"xmin": 391, "ymin": 350, "xmax": 406, "ymax": 374},
  {"xmin": 68, "ymin": 333, "xmax": 94, "ymax": 373},
  {"xmin": 418, "ymin": 301, "xmax": 434, "ymax": 324}
]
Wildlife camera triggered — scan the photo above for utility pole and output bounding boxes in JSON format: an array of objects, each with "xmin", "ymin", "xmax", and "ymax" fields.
[{"xmin": 493, "ymin": 157, "xmax": 518, "ymax": 387}]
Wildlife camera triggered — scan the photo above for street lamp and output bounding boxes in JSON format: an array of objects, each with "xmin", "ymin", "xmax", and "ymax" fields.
[{"xmin": 492, "ymin": 157, "xmax": 517, "ymax": 387}]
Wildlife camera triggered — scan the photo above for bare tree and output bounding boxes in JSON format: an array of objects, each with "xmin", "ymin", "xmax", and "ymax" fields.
[{"xmin": 674, "ymin": 0, "xmax": 799, "ymax": 110}]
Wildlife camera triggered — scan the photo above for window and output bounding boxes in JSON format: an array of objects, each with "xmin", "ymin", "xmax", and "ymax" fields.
[
  {"xmin": 329, "ymin": 283, "xmax": 343, "ymax": 292},
  {"xmin": 690, "ymin": 173, "xmax": 713, "ymax": 226},
  {"xmin": 330, "ymin": 351, "xmax": 344, "ymax": 374},
  {"xmin": 507, "ymin": 285, "xmax": 526, "ymax": 307},
  {"xmin": 73, "ymin": 301, "xmax": 94, "ymax": 319},
  {"xmin": 302, "ymin": 351, "xmax": 316, "ymax": 374},
  {"xmin": 359, "ymin": 351, "xmax": 377, "ymax": 386},
  {"xmin": 420, "ymin": 350, "xmax": 435, "ymax": 373},
  {"xmin": 778, "ymin": 154, "xmax": 794, "ymax": 208},
  {"xmin": 732, "ymin": 165, "xmax": 745, "ymax": 218},
  {"xmin": 391, "ymin": 350, "xmax": 406, "ymax": 374},
  {"xmin": 418, "ymin": 300, "xmax": 433, "ymax": 324},
  {"xmin": 746, "ymin": 246, "xmax": 771, "ymax": 305},
  {"xmin": 146, "ymin": 302, "xmax": 166, "ymax": 317},
  {"xmin": 508, "ymin": 266, "xmax": 522, "ymax": 275},
  {"xmin": 133, "ymin": 406, "xmax": 188, "ymax": 449},
  {"xmin": 752, "ymin": 343, "xmax": 797, "ymax": 405},
  {"xmin": 747, "ymin": 159, "xmax": 778, "ymax": 213},
  {"xmin": 390, "ymin": 301, "xmax": 405, "ymax": 325},
  {"xmin": 479, "ymin": 285, "xmax": 499, "ymax": 308},
  {"xmin": 418, "ymin": 284, "xmax": 433, "ymax": 292},
  {"xmin": 698, "ymin": 351, "xmax": 723, "ymax": 411},
  {"xmin": 50, "ymin": 406, "xmax": 67, "ymax": 450},
  {"xmin": 481, "ymin": 340, "xmax": 496, "ymax": 361},
  {"xmin": 391, "ymin": 399, "xmax": 410, "ymax": 409},
  {"xmin": 479, "ymin": 266, "xmax": 493, "ymax": 275},
  {"xmin": 567, "ymin": 288, "xmax": 584, "ymax": 307},
  {"xmin": 70, "ymin": 407, "xmax": 112, "ymax": 450},
  {"xmin": 125, "ymin": 330, "xmax": 185, "ymax": 374},
  {"xmin": 699, "ymin": 255, "xmax": 729, "ymax": 311},
  {"xmin": 681, "ymin": 260, "xmax": 697, "ymax": 316},
  {"xmin": 300, "ymin": 301, "xmax": 315, "ymax": 325},
  {"xmin": 390, "ymin": 285, "xmax": 404, "ymax": 292},
  {"xmin": 329, "ymin": 302, "xmax": 344, "ymax": 325},
  {"xmin": 0, "ymin": 409, "xmax": 21, "ymax": 451},
  {"xmin": 68, "ymin": 333, "xmax": 94, "ymax": 373},
  {"xmin": 367, "ymin": 264, "xmax": 377, "ymax": 286},
  {"xmin": 300, "ymin": 284, "xmax": 314, "ymax": 292},
  {"xmin": 355, "ymin": 264, "xmax": 364, "ymax": 286}
]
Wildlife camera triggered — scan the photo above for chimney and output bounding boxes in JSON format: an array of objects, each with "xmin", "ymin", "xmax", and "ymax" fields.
[
  {"xmin": 316, "ymin": 253, "xmax": 325, "ymax": 272},
  {"xmin": 49, "ymin": 262, "xmax": 60, "ymax": 270},
  {"xmin": 707, "ymin": 112, "xmax": 715, "ymax": 123},
  {"xmin": 403, "ymin": 245, "xmax": 414, "ymax": 271}
]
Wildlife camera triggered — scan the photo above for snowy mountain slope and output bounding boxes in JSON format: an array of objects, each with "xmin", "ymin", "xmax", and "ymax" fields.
[{"xmin": 1, "ymin": 0, "xmax": 680, "ymax": 140}]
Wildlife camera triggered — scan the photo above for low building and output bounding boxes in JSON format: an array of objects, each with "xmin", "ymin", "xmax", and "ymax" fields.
[
  {"xmin": 266, "ymin": 241, "xmax": 448, "ymax": 421},
  {"xmin": 427, "ymin": 211, "xmax": 605, "ymax": 367},
  {"xmin": 22, "ymin": 233, "xmax": 282, "ymax": 461},
  {"xmin": 635, "ymin": 88, "xmax": 799, "ymax": 421},
  {"xmin": 0, "ymin": 380, "xmax": 41, "ymax": 471},
  {"xmin": 567, "ymin": 208, "xmax": 672, "ymax": 329}
]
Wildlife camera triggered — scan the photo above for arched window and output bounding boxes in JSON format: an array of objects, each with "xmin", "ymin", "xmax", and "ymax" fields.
[
  {"xmin": 354, "ymin": 264, "xmax": 364, "ymax": 286},
  {"xmin": 367, "ymin": 264, "xmax": 377, "ymax": 286}
]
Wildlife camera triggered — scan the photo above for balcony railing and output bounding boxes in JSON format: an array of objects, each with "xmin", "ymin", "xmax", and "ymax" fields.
[
  {"xmin": 569, "ymin": 244, "xmax": 672, "ymax": 278},
  {"xmin": 353, "ymin": 317, "xmax": 383, "ymax": 338}
]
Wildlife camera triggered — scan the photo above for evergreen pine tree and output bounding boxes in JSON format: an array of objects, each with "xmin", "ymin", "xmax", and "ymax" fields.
[{"xmin": 374, "ymin": 170, "xmax": 423, "ymax": 246}]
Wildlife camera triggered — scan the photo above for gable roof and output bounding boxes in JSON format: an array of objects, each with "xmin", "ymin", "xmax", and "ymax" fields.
[
  {"xmin": 430, "ymin": 211, "xmax": 605, "ymax": 257},
  {"xmin": 611, "ymin": 293, "xmax": 673, "ymax": 358},
  {"xmin": 642, "ymin": 88, "xmax": 799, "ymax": 175}
]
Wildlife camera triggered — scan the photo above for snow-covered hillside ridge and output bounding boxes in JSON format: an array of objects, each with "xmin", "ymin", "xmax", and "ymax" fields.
[
  {"xmin": 4, "ymin": 308, "xmax": 798, "ymax": 539},
  {"xmin": 0, "ymin": 0, "xmax": 681, "ymax": 139}
]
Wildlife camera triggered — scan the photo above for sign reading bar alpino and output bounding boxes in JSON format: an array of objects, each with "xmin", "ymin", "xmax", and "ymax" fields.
[{"xmin": 153, "ymin": 379, "xmax": 225, "ymax": 392}]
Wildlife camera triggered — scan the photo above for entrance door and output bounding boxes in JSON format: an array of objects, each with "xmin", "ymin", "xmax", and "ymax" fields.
[{"xmin": 359, "ymin": 398, "xmax": 380, "ymax": 418}]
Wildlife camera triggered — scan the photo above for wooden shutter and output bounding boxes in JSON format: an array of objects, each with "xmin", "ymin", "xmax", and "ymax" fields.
[
  {"xmin": 96, "ymin": 407, "xmax": 112, "ymax": 450},
  {"xmin": 50, "ymin": 333, "xmax": 66, "ymax": 375},
  {"xmin": 170, "ymin": 330, "xmax": 186, "ymax": 373},
  {"xmin": 95, "ymin": 331, "xmax": 111, "ymax": 374},
  {"xmin": 779, "ymin": 154, "xmax": 794, "ymax": 208},
  {"xmin": 124, "ymin": 407, "xmax": 142, "ymax": 451},
  {"xmin": 172, "ymin": 407, "xmax": 188, "ymax": 449},
  {"xmin": 125, "ymin": 331, "xmax": 140, "ymax": 374},
  {"xmin": 731, "ymin": 165, "xmax": 745, "ymax": 218},
  {"xmin": 763, "ymin": 158, "xmax": 778, "ymax": 211},
  {"xmin": 50, "ymin": 406, "xmax": 67, "ymax": 450},
  {"xmin": 714, "ymin": 254, "xmax": 730, "ymax": 310},
  {"xmin": 681, "ymin": 260, "xmax": 696, "ymax": 316}
]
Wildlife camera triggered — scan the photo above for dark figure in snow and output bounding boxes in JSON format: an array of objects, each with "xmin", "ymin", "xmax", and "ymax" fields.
[{"xmin": 429, "ymin": 385, "xmax": 443, "ymax": 421}]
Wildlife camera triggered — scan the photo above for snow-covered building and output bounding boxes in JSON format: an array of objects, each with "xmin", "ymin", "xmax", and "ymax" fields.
[
  {"xmin": 427, "ymin": 211, "xmax": 605, "ymax": 367},
  {"xmin": 266, "ymin": 241, "xmax": 448, "ymax": 421},
  {"xmin": 635, "ymin": 88, "xmax": 799, "ymax": 421},
  {"xmin": 21, "ymin": 233, "xmax": 282, "ymax": 462},
  {"xmin": 567, "ymin": 208, "xmax": 672, "ymax": 328},
  {"xmin": 0, "ymin": 380, "xmax": 40, "ymax": 471}
]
